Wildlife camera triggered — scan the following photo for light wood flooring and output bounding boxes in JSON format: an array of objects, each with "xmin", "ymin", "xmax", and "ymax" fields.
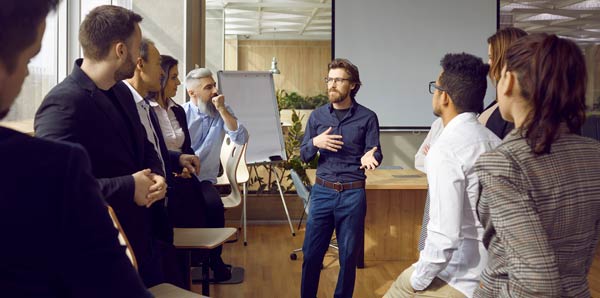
[{"xmin": 190, "ymin": 224, "xmax": 600, "ymax": 298}]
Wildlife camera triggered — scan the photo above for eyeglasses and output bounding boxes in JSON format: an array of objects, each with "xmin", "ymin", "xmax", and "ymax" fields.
[
  {"xmin": 324, "ymin": 77, "xmax": 351, "ymax": 84},
  {"xmin": 428, "ymin": 81, "xmax": 446, "ymax": 94}
]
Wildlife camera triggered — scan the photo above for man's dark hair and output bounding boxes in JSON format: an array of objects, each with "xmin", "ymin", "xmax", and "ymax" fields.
[
  {"xmin": 79, "ymin": 5, "xmax": 143, "ymax": 61},
  {"xmin": 139, "ymin": 38, "xmax": 155, "ymax": 62},
  {"xmin": 328, "ymin": 58, "xmax": 362, "ymax": 99},
  {"xmin": 439, "ymin": 53, "xmax": 490, "ymax": 114},
  {"xmin": 0, "ymin": 0, "xmax": 59, "ymax": 73}
]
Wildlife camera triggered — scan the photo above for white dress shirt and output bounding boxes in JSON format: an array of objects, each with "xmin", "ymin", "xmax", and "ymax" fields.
[
  {"xmin": 411, "ymin": 112, "xmax": 501, "ymax": 297},
  {"xmin": 149, "ymin": 98, "xmax": 185, "ymax": 152},
  {"xmin": 122, "ymin": 81, "xmax": 165, "ymax": 174},
  {"xmin": 414, "ymin": 117, "xmax": 444, "ymax": 173}
]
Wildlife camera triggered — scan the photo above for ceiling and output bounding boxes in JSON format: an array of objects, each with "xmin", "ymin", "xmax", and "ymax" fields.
[
  {"xmin": 206, "ymin": 0, "xmax": 332, "ymax": 40},
  {"xmin": 501, "ymin": 0, "xmax": 600, "ymax": 45},
  {"xmin": 206, "ymin": 0, "xmax": 600, "ymax": 45}
]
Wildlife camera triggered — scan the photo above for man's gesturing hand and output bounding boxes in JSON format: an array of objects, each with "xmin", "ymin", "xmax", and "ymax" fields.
[
  {"xmin": 312, "ymin": 127, "xmax": 344, "ymax": 152},
  {"xmin": 360, "ymin": 146, "xmax": 379, "ymax": 170}
]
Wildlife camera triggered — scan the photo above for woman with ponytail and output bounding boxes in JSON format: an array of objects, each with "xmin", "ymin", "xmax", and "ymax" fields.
[{"xmin": 473, "ymin": 34, "xmax": 600, "ymax": 297}]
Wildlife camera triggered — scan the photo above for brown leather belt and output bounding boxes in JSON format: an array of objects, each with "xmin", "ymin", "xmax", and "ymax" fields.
[{"xmin": 315, "ymin": 177, "xmax": 365, "ymax": 192}]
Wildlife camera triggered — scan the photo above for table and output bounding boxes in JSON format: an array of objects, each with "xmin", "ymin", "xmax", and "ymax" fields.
[{"xmin": 306, "ymin": 169, "xmax": 428, "ymax": 267}]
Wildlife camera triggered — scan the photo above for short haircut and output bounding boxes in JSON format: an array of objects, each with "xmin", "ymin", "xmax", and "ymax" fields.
[
  {"xmin": 139, "ymin": 38, "xmax": 155, "ymax": 62},
  {"xmin": 0, "ymin": 0, "xmax": 59, "ymax": 73},
  {"xmin": 185, "ymin": 68, "xmax": 213, "ymax": 90},
  {"xmin": 439, "ymin": 53, "xmax": 490, "ymax": 114},
  {"xmin": 79, "ymin": 5, "xmax": 143, "ymax": 61},
  {"xmin": 487, "ymin": 27, "xmax": 527, "ymax": 83},
  {"xmin": 328, "ymin": 58, "xmax": 362, "ymax": 99},
  {"xmin": 160, "ymin": 54, "xmax": 179, "ymax": 99},
  {"xmin": 505, "ymin": 34, "xmax": 587, "ymax": 154}
]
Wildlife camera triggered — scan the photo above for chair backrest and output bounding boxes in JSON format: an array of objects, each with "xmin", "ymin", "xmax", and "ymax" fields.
[
  {"xmin": 221, "ymin": 136, "xmax": 246, "ymax": 208},
  {"xmin": 216, "ymin": 135, "xmax": 250, "ymax": 185},
  {"xmin": 581, "ymin": 114, "xmax": 600, "ymax": 141},
  {"xmin": 290, "ymin": 169, "xmax": 310, "ymax": 215},
  {"xmin": 107, "ymin": 205, "xmax": 138, "ymax": 271}
]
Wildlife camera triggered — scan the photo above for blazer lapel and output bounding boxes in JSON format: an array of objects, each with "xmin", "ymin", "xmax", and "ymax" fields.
[
  {"xmin": 113, "ymin": 82, "xmax": 149, "ymax": 166},
  {"xmin": 171, "ymin": 103, "xmax": 194, "ymax": 155},
  {"xmin": 90, "ymin": 88, "xmax": 137, "ymax": 160}
]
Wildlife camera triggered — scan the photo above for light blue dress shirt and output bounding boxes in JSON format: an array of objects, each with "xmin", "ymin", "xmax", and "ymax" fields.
[{"xmin": 183, "ymin": 101, "xmax": 249, "ymax": 183}]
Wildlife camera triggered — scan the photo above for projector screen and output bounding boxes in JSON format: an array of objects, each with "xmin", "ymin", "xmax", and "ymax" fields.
[{"xmin": 334, "ymin": 0, "xmax": 498, "ymax": 129}]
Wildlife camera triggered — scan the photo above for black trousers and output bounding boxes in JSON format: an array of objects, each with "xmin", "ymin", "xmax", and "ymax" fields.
[{"xmin": 197, "ymin": 180, "xmax": 226, "ymax": 263}]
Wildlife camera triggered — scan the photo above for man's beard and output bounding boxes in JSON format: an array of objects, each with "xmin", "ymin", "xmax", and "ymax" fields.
[
  {"xmin": 198, "ymin": 94, "xmax": 219, "ymax": 117},
  {"xmin": 328, "ymin": 88, "xmax": 348, "ymax": 103},
  {"xmin": 114, "ymin": 53, "xmax": 136, "ymax": 82}
]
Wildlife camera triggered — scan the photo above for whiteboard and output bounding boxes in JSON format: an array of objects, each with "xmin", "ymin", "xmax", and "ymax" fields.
[
  {"xmin": 217, "ymin": 71, "xmax": 287, "ymax": 164},
  {"xmin": 335, "ymin": 0, "xmax": 497, "ymax": 129}
]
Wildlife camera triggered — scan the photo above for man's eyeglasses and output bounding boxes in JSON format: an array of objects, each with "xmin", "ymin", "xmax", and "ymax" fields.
[
  {"xmin": 324, "ymin": 77, "xmax": 351, "ymax": 84},
  {"xmin": 429, "ymin": 81, "xmax": 446, "ymax": 94}
]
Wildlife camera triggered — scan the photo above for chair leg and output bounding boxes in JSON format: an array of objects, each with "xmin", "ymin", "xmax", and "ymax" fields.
[
  {"xmin": 183, "ymin": 251, "xmax": 192, "ymax": 290},
  {"xmin": 297, "ymin": 209, "xmax": 306, "ymax": 230},
  {"xmin": 272, "ymin": 167, "xmax": 295, "ymax": 236},
  {"xmin": 243, "ymin": 182, "xmax": 247, "ymax": 246},
  {"xmin": 201, "ymin": 254, "xmax": 210, "ymax": 296}
]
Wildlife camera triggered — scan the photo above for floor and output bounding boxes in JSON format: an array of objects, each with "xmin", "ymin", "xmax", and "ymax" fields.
[{"xmin": 190, "ymin": 223, "xmax": 600, "ymax": 298}]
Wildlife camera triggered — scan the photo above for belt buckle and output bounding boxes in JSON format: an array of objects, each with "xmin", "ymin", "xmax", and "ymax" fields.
[{"xmin": 333, "ymin": 181, "xmax": 343, "ymax": 192}]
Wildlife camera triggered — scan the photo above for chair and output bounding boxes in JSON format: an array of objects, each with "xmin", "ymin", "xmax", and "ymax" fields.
[
  {"xmin": 173, "ymin": 227, "xmax": 237, "ymax": 295},
  {"xmin": 288, "ymin": 169, "xmax": 338, "ymax": 262},
  {"xmin": 216, "ymin": 135, "xmax": 250, "ymax": 245},
  {"xmin": 581, "ymin": 114, "xmax": 600, "ymax": 141},
  {"xmin": 106, "ymin": 206, "xmax": 209, "ymax": 298}
]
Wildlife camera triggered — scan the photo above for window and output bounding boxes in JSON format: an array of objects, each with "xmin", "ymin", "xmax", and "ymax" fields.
[{"xmin": 4, "ymin": 11, "xmax": 58, "ymax": 122}]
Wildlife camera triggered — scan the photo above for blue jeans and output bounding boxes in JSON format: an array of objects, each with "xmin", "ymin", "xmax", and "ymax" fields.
[{"xmin": 301, "ymin": 183, "xmax": 366, "ymax": 298}]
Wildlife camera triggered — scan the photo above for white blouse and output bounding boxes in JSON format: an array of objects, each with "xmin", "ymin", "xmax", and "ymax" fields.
[{"xmin": 149, "ymin": 99, "xmax": 185, "ymax": 152}]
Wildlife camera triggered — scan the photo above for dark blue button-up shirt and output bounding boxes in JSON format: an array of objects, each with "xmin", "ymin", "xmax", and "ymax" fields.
[{"xmin": 300, "ymin": 100, "xmax": 383, "ymax": 183}]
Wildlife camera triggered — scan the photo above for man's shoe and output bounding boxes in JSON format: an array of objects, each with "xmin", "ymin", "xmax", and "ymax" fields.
[{"xmin": 211, "ymin": 262, "xmax": 232, "ymax": 282}]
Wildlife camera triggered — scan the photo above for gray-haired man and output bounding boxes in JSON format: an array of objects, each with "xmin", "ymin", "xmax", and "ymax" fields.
[{"xmin": 183, "ymin": 68, "xmax": 248, "ymax": 281}]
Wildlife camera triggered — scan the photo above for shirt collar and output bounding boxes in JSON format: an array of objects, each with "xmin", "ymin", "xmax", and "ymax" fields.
[
  {"xmin": 147, "ymin": 99, "xmax": 160, "ymax": 108},
  {"xmin": 71, "ymin": 58, "xmax": 101, "ymax": 92},
  {"xmin": 122, "ymin": 80, "xmax": 145, "ymax": 104},
  {"xmin": 503, "ymin": 122, "xmax": 570, "ymax": 143},
  {"xmin": 443, "ymin": 112, "xmax": 478, "ymax": 132}
]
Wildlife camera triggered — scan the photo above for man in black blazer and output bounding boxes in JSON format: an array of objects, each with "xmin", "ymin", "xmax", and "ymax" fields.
[
  {"xmin": 0, "ymin": 1, "xmax": 151, "ymax": 297},
  {"xmin": 35, "ymin": 5, "xmax": 169, "ymax": 287}
]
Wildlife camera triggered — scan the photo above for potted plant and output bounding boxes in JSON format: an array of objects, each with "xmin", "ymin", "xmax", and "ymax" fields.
[{"xmin": 278, "ymin": 89, "xmax": 327, "ymax": 131}]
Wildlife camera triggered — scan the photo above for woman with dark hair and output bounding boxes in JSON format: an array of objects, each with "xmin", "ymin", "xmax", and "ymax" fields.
[
  {"xmin": 147, "ymin": 55, "xmax": 204, "ymax": 225},
  {"xmin": 149, "ymin": 55, "xmax": 232, "ymax": 281},
  {"xmin": 473, "ymin": 34, "xmax": 600, "ymax": 297},
  {"xmin": 478, "ymin": 27, "xmax": 527, "ymax": 139}
]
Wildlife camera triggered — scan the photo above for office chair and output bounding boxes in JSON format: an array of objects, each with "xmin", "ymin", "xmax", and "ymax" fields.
[
  {"xmin": 289, "ymin": 169, "xmax": 338, "ymax": 262},
  {"xmin": 581, "ymin": 114, "xmax": 600, "ymax": 141},
  {"xmin": 216, "ymin": 135, "xmax": 250, "ymax": 245},
  {"xmin": 106, "ymin": 205, "xmax": 212, "ymax": 298}
]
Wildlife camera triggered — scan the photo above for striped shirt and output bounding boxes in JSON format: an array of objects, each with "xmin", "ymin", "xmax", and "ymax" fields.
[{"xmin": 473, "ymin": 128, "xmax": 600, "ymax": 297}]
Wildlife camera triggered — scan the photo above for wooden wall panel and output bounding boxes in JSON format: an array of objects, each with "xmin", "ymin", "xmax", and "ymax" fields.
[
  {"xmin": 224, "ymin": 39, "xmax": 238, "ymax": 71},
  {"xmin": 231, "ymin": 40, "xmax": 331, "ymax": 97}
]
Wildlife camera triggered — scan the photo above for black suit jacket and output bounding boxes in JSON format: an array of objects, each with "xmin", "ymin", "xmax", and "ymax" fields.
[
  {"xmin": 147, "ymin": 99, "xmax": 207, "ymax": 228},
  {"xmin": 0, "ymin": 127, "xmax": 151, "ymax": 298},
  {"xmin": 483, "ymin": 101, "xmax": 514, "ymax": 139},
  {"xmin": 34, "ymin": 59, "xmax": 164, "ymax": 285},
  {"xmin": 170, "ymin": 101, "xmax": 195, "ymax": 155}
]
